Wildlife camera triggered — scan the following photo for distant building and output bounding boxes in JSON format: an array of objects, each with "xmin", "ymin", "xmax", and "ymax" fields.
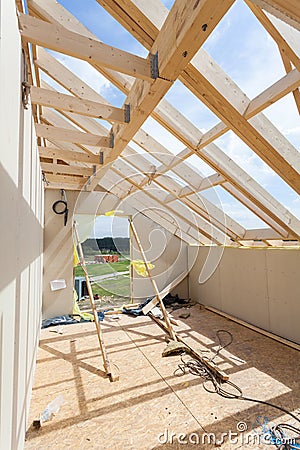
[{"xmin": 94, "ymin": 255, "xmax": 118, "ymax": 263}]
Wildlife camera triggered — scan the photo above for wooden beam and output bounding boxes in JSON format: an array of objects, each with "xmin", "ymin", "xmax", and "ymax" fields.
[
  {"xmin": 242, "ymin": 228, "xmax": 287, "ymax": 240},
  {"xmin": 41, "ymin": 162, "xmax": 93, "ymax": 177},
  {"xmin": 199, "ymin": 68, "xmax": 300, "ymax": 148},
  {"xmin": 177, "ymin": 173, "xmax": 225, "ymax": 198},
  {"xmin": 279, "ymin": 49, "xmax": 300, "ymax": 115},
  {"xmin": 43, "ymin": 172, "xmax": 86, "ymax": 188},
  {"xmin": 30, "ymin": 86, "xmax": 127, "ymax": 123},
  {"xmin": 182, "ymin": 53, "xmax": 300, "ymax": 195},
  {"xmin": 35, "ymin": 123, "xmax": 111, "ymax": 147},
  {"xmin": 38, "ymin": 146, "xmax": 102, "ymax": 165},
  {"xmin": 88, "ymin": 0, "xmax": 235, "ymax": 189},
  {"xmin": 18, "ymin": 12, "xmax": 154, "ymax": 81}
]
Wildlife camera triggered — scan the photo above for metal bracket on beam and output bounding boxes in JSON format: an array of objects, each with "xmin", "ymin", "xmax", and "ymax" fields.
[
  {"xmin": 99, "ymin": 151, "xmax": 104, "ymax": 165},
  {"xmin": 21, "ymin": 49, "xmax": 30, "ymax": 109},
  {"xmin": 124, "ymin": 103, "xmax": 130, "ymax": 123},
  {"xmin": 109, "ymin": 131, "xmax": 114, "ymax": 148},
  {"xmin": 150, "ymin": 51, "xmax": 159, "ymax": 79},
  {"xmin": 93, "ymin": 165, "xmax": 97, "ymax": 175}
]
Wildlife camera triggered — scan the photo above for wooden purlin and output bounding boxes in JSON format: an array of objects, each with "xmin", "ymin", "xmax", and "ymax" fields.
[{"xmin": 38, "ymin": 146, "xmax": 102, "ymax": 165}]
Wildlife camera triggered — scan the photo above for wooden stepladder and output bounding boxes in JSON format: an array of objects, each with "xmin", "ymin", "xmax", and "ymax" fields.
[{"xmin": 73, "ymin": 221, "xmax": 119, "ymax": 382}]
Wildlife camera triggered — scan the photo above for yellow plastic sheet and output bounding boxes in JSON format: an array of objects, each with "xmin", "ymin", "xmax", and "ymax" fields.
[
  {"xmin": 73, "ymin": 244, "xmax": 80, "ymax": 267},
  {"xmin": 73, "ymin": 290, "xmax": 94, "ymax": 322},
  {"xmin": 131, "ymin": 260, "xmax": 155, "ymax": 277},
  {"xmin": 104, "ymin": 210, "xmax": 124, "ymax": 216}
]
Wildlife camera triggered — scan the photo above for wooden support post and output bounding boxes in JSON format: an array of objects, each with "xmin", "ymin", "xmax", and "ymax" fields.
[
  {"xmin": 148, "ymin": 313, "xmax": 229, "ymax": 381},
  {"xmin": 129, "ymin": 221, "xmax": 177, "ymax": 341},
  {"xmin": 129, "ymin": 218, "xmax": 134, "ymax": 304},
  {"xmin": 73, "ymin": 222, "xmax": 119, "ymax": 381}
]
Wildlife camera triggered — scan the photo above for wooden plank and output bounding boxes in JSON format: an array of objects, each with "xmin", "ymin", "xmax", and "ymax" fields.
[
  {"xmin": 205, "ymin": 305, "xmax": 300, "ymax": 351},
  {"xmin": 199, "ymin": 68, "xmax": 300, "ymax": 148},
  {"xmin": 242, "ymin": 228, "xmax": 286, "ymax": 240},
  {"xmin": 183, "ymin": 55, "xmax": 300, "ymax": 195},
  {"xmin": 30, "ymin": 86, "xmax": 126, "ymax": 123},
  {"xmin": 74, "ymin": 222, "xmax": 118, "ymax": 381},
  {"xmin": 38, "ymin": 146, "xmax": 102, "ymax": 165},
  {"xmin": 178, "ymin": 173, "xmax": 225, "ymax": 198},
  {"xmin": 45, "ymin": 182, "xmax": 85, "ymax": 191},
  {"xmin": 35, "ymin": 123, "xmax": 111, "ymax": 147},
  {"xmin": 41, "ymin": 162, "xmax": 93, "ymax": 177},
  {"xmin": 18, "ymin": 13, "xmax": 154, "ymax": 81},
  {"xmin": 148, "ymin": 313, "xmax": 229, "ymax": 381}
]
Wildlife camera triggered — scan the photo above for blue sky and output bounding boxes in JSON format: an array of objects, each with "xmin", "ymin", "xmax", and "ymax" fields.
[
  {"xmin": 51, "ymin": 0, "xmax": 300, "ymax": 233},
  {"xmin": 93, "ymin": 216, "xmax": 129, "ymax": 238}
]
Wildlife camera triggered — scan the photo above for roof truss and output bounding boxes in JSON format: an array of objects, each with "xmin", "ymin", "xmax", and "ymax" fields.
[{"xmin": 16, "ymin": 0, "xmax": 300, "ymax": 247}]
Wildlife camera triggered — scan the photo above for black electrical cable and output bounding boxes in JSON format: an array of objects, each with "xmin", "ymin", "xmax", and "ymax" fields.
[
  {"xmin": 174, "ymin": 331, "xmax": 300, "ymax": 428},
  {"xmin": 52, "ymin": 200, "xmax": 69, "ymax": 226}
]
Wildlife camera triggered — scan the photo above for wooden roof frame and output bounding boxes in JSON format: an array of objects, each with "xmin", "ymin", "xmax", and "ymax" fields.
[{"xmin": 16, "ymin": 0, "xmax": 300, "ymax": 247}]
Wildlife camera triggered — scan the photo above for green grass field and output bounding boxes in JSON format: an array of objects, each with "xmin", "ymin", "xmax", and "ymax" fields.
[
  {"xmin": 74, "ymin": 260, "xmax": 130, "ymax": 277},
  {"xmin": 75, "ymin": 260, "xmax": 130, "ymax": 302}
]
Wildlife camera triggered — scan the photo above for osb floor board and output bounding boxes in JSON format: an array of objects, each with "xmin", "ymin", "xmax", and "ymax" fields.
[{"xmin": 25, "ymin": 306, "xmax": 300, "ymax": 450}]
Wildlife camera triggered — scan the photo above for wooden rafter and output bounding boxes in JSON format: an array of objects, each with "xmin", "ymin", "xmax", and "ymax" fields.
[
  {"xmin": 41, "ymin": 106, "xmax": 231, "ymax": 245},
  {"xmin": 19, "ymin": 0, "xmax": 300, "ymax": 245},
  {"xmin": 199, "ymin": 68, "xmax": 300, "ymax": 148},
  {"xmin": 18, "ymin": 13, "xmax": 155, "ymax": 81},
  {"xmin": 30, "ymin": 86, "xmax": 128, "ymax": 123},
  {"xmin": 35, "ymin": 123, "xmax": 111, "ymax": 148},
  {"xmin": 88, "ymin": 0, "xmax": 235, "ymax": 189},
  {"xmin": 38, "ymin": 146, "xmax": 102, "ymax": 165},
  {"xmin": 34, "ymin": 34, "xmax": 300, "ymax": 240}
]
